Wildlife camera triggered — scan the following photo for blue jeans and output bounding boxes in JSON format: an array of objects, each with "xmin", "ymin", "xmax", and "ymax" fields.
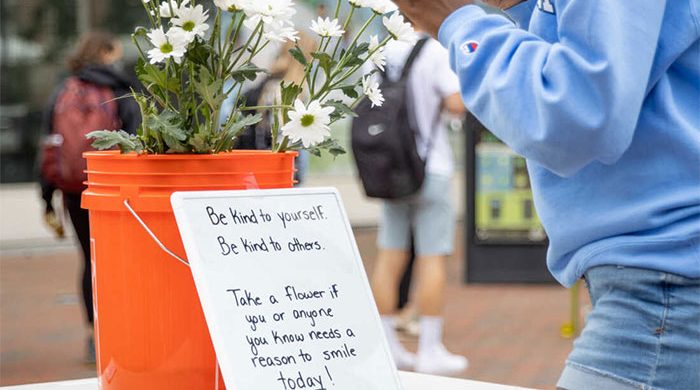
[{"xmin": 558, "ymin": 266, "xmax": 700, "ymax": 390}]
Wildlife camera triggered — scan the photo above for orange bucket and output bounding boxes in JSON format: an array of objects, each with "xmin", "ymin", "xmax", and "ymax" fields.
[{"xmin": 81, "ymin": 150, "xmax": 296, "ymax": 389}]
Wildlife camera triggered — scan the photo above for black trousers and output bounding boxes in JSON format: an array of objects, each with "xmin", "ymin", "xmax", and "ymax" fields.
[{"xmin": 64, "ymin": 192, "xmax": 93, "ymax": 324}]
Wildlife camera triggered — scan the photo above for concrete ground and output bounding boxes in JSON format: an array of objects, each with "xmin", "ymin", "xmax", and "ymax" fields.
[{"xmin": 0, "ymin": 225, "xmax": 583, "ymax": 389}]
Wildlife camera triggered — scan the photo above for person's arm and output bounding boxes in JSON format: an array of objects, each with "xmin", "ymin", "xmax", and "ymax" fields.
[
  {"xmin": 430, "ymin": 42, "xmax": 467, "ymax": 116},
  {"xmin": 443, "ymin": 93, "xmax": 466, "ymax": 116},
  {"xmin": 400, "ymin": 0, "xmax": 666, "ymax": 177}
]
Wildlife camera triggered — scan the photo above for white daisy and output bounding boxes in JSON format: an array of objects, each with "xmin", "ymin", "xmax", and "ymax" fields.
[
  {"xmin": 383, "ymin": 12, "xmax": 416, "ymax": 43},
  {"xmin": 147, "ymin": 27, "xmax": 189, "ymax": 64},
  {"xmin": 159, "ymin": 0, "xmax": 189, "ymax": 18},
  {"xmin": 362, "ymin": 76, "xmax": 384, "ymax": 108},
  {"xmin": 213, "ymin": 0, "xmax": 250, "ymax": 13},
  {"xmin": 310, "ymin": 17, "xmax": 345, "ymax": 38},
  {"xmin": 368, "ymin": 35, "xmax": 386, "ymax": 71},
  {"xmin": 282, "ymin": 99, "xmax": 335, "ymax": 148},
  {"xmin": 370, "ymin": 0, "xmax": 398, "ymax": 14},
  {"xmin": 264, "ymin": 19, "xmax": 299, "ymax": 42},
  {"xmin": 245, "ymin": 0, "xmax": 296, "ymax": 26},
  {"xmin": 172, "ymin": 4, "xmax": 209, "ymax": 41}
]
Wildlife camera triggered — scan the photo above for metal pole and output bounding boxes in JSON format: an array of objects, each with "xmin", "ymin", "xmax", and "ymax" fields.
[
  {"xmin": 76, "ymin": 0, "xmax": 91, "ymax": 34},
  {"xmin": 560, "ymin": 280, "xmax": 580, "ymax": 338}
]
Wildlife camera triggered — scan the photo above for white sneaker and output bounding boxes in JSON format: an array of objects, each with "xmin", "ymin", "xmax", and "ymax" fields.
[
  {"xmin": 391, "ymin": 349, "xmax": 417, "ymax": 371},
  {"xmin": 415, "ymin": 345, "xmax": 468, "ymax": 375}
]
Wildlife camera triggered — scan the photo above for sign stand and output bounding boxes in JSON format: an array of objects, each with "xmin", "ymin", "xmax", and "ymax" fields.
[{"xmin": 171, "ymin": 188, "xmax": 403, "ymax": 390}]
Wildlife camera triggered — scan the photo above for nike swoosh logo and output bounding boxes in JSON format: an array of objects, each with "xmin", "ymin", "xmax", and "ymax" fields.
[{"xmin": 368, "ymin": 125, "xmax": 384, "ymax": 136}]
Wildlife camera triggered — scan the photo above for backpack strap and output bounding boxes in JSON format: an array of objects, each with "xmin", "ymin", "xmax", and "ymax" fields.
[
  {"xmin": 400, "ymin": 37, "xmax": 429, "ymax": 80},
  {"xmin": 399, "ymin": 38, "xmax": 442, "ymax": 165}
]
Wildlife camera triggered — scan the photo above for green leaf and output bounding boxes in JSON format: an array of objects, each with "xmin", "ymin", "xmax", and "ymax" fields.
[
  {"xmin": 86, "ymin": 130, "xmax": 143, "ymax": 153},
  {"xmin": 145, "ymin": 110, "xmax": 186, "ymax": 140},
  {"xmin": 306, "ymin": 138, "xmax": 347, "ymax": 158},
  {"xmin": 324, "ymin": 100, "xmax": 357, "ymax": 122},
  {"xmin": 340, "ymin": 85, "xmax": 359, "ymax": 99},
  {"xmin": 215, "ymin": 113, "xmax": 262, "ymax": 152},
  {"xmin": 143, "ymin": 110, "xmax": 188, "ymax": 153},
  {"xmin": 230, "ymin": 63, "xmax": 266, "ymax": 83},
  {"xmin": 193, "ymin": 67, "xmax": 225, "ymax": 110},
  {"xmin": 328, "ymin": 145, "xmax": 347, "ymax": 157},
  {"xmin": 311, "ymin": 52, "xmax": 336, "ymax": 75},
  {"xmin": 186, "ymin": 42, "xmax": 216, "ymax": 67},
  {"xmin": 189, "ymin": 131, "xmax": 214, "ymax": 153},
  {"xmin": 135, "ymin": 58, "xmax": 179, "ymax": 93},
  {"xmin": 289, "ymin": 46, "xmax": 307, "ymax": 66},
  {"xmin": 344, "ymin": 42, "xmax": 370, "ymax": 68},
  {"xmin": 280, "ymin": 81, "xmax": 302, "ymax": 106}
]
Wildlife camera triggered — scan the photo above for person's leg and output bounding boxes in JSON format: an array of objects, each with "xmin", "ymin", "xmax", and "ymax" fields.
[
  {"xmin": 414, "ymin": 254, "xmax": 446, "ymax": 316},
  {"xmin": 64, "ymin": 193, "xmax": 93, "ymax": 324},
  {"xmin": 372, "ymin": 198, "xmax": 416, "ymax": 369},
  {"xmin": 397, "ymin": 236, "xmax": 416, "ymax": 311},
  {"xmin": 557, "ymin": 266, "xmax": 700, "ymax": 390},
  {"xmin": 412, "ymin": 175, "xmax": 467, "ymax": 375},
  {"xmin": 394, "ymin": 238, "xmax": 420, "ymax": 337},
  {"xmin": 63, "ymin": 192, "xmax": 96, "ymax": 363},
  {"xmin": 372, "ymin": 248, "xmax": 410, "ymax": 314}
]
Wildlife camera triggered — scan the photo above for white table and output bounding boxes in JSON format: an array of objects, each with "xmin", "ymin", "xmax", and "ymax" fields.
[{"xmin": 1, "ymin": 372, "xmax": 529, "ymax": 390}]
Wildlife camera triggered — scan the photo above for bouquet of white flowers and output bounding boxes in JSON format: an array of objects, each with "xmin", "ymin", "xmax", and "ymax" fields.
[{"xmin": 88, "ymin": 0, "xmax": 416, "ymax": 156}]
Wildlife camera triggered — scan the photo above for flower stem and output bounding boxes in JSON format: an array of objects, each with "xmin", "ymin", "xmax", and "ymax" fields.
[
  {"xmin": 228, "ymin": 20, "xmax": 263, "ymax": 73},
  {"xmin": 333, "ymin": 0, "xmax": 341, "ymax": 19},
  {"xmin": 330, "ymin": 35, "xmax": 390, "ymax": 90},
  {"xmin": 331, "ymin": 6, "xmax": 355, "ymax": 59},
  {"xmin": 222, "ymin": 12, "xmax": 244, "ymax": 69},
  {"xmin": 240, "ymin": 104, "xmax": 293, "ymax": 111},
  {"xmin": 309, "ymin": 37, "xmax": 328, "ymax": 95}
]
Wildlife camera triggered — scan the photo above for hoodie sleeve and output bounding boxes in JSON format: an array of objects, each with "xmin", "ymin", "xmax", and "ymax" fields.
[{"xmin": 438, "ymin": 1, "xmax": 666, "ymax": 177}]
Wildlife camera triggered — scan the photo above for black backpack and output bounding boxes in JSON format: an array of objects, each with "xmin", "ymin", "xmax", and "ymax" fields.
[{"xmin": 351, "ymin": 38, "xmax": 432, "ymax": 199}]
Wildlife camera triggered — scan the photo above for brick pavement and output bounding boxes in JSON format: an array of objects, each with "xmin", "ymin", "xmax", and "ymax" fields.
[{"xmin": 0, "ymin": 226, "xmax": 581, "ymax": 388}]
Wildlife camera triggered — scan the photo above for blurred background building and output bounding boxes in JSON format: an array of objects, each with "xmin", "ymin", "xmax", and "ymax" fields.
[{"xmin": 1, "ymin": 0, "xmax": 147, "ymax": 183}]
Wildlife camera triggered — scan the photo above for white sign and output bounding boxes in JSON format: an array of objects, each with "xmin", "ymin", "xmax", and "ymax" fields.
[{"xmin": 171, "ymin": 188, "xmax": 403, "ymax": 390}]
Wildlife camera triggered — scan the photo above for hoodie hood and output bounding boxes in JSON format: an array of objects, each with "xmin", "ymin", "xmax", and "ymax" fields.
[{"xmin": 76, "ymin": 64, "xmax": 132, "ymax": 90}]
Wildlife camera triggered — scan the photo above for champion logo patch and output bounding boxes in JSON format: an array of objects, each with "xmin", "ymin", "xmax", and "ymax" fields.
[{"xmin": 460, "ymin": 41, "xmax": 479, "ymax": 55}]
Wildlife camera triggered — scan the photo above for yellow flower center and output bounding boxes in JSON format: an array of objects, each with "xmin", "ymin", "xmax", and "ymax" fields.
[
  {"xmin": 160, "ymin": 42, "xmax": 173, "ymax": 53},
  {"xmin": 183, "ymin": 21, "xmax": 195, "ymax": 32},
  {"xmin": 300, "ymin": 114, "xmax": 315, "ymax": 127}
]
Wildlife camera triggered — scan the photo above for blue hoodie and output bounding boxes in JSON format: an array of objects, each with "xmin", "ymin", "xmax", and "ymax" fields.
[{"xmin": 438, "ymin": 1, "xmax": 700, "ymax": 286}]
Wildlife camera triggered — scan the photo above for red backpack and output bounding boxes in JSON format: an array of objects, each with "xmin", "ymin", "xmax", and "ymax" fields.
[{"xmin": 41, "ymin": 77, "xmax": 121, "ymax": 193}]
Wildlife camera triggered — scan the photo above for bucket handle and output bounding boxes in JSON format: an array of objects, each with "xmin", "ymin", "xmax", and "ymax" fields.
[{"xmin": 123, "ymin": 199, "xmax": 190, "ymax": 267}]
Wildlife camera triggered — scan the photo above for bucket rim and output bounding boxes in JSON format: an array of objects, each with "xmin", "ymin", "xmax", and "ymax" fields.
[
  {"xmin": 84, "ymin": 169, "xmax": 295, "ymax": 176},
  {"xmin": 83, "ymin": 150, "xmax": 298, "ymax": 160},
  {"xmin": 83, "ymin": 181, "xmax": 296, "ymax": 189}
]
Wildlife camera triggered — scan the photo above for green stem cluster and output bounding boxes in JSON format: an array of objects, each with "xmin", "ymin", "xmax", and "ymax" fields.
[{"xmin": 92, "ymin": 1, "xmax": 400, "ymax": 156}]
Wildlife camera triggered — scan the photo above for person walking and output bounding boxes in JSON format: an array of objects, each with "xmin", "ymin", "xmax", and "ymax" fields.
[
  {"xmin": 393, "ymin": 1, "xmax": 700, "ymax": 389},
  {"xmin": 366, "ymin": 34, "xmax": 468, "ymax": 375},
  {"xmin": 40, "ymin": 31, "xmax": 141, "ymax": 363}
]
